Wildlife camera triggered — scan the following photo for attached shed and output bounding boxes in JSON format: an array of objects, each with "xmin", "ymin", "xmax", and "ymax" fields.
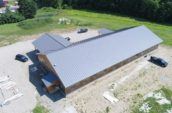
[
  {"xmin": 37, "ymin": 26, "xmax": 163, "ymax": 95},
  {"xmin": 32, "ymin": 33, "xmax": 71, "ymax": 54}
]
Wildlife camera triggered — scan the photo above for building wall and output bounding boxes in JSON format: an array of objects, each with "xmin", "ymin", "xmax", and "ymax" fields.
[
  {"xmin": 38, "ymin": 54, "xmax": 56, "ymax": 73},
  {"xmin": 64, "ymin": 45, "xmax": 159, "ymax": 94},
  {"xmin": 37, "ymin": 54, "xmax": 66, "ymax": 92}
]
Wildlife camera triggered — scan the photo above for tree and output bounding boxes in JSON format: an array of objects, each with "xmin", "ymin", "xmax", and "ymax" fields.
[
  {"xmin": 157, "ymin": 0, "xmax": 172, "ymax": 22},
  {"xmin": 34, "ymin": 0, "xmax": 64, "ymax": 9},
  {"xmin": 18, "ymin": 0, "xmax": 37, "ymax": 19},
  {"xmin": 58, "ymin": 0, "xmax": 63, "ymax": 9}
]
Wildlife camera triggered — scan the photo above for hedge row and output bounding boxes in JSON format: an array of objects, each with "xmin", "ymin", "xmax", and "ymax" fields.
[
  {"xmin": 64, "ymin": 0, "xmax": 172, "ymax": 23},
  {"xmin": 18, "ymin": 17, "xmax": 53, "ymax": 29},
  {"xmin": 0, "ymin": 0, "xmax": 37, "ymax": 25},
  {"xmin": 0, "ymin": 11, "xmax": 25, "ymax": 25}
]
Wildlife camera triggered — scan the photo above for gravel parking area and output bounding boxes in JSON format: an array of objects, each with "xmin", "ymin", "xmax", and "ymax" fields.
[
  {"xmin": 0, "ymin": 29, "xmax": 99, "ymax": 113},
  {"xmin": 0, "ymin": 40, "xmax": 37, "ymax": 113},
  {"xmin": 0, "ymin": 29, "xmax": 171, "ymax": 113}
]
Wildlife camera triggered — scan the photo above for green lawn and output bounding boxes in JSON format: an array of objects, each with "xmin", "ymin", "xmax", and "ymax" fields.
[
  {"xmin": 0, "ymin": 9, "xmax": 172, "ymax": 46},
  {"xmin": 32, "ymin": 104, "xmax": 50, "ymax": 113},
  {"xmin": 132, "ymin": 87, "xmax": 172, "ymax": 113}
]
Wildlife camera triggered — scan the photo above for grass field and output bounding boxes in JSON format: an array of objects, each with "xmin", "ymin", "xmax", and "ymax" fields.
[
  {"xmin": 0, "ymin": 9, "xmax": 172, "ymax": 46},
  {"xmin": 132, "ymin": 87, "xmax": 172, "ymax": 113},
  {"xmin": 32, "ymin": 104, "xmax": 50, "ymax": 113}
]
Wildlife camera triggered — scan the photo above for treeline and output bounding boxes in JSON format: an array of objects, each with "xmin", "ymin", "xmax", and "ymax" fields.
[
  {"xmin": 34, "ymin": 0, "xmax": 63, "ymax": 8},
  {"xmin": 0, "ymin": 0, "xmax": 37, "ymax": 25},
  {"xmin": 64, "ymin": 0, "xmax": 172, "ymax": 23}
]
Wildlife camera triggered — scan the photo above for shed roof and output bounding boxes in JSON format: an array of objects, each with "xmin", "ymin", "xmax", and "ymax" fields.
[
  {"xmin": 32, "ymin": 33, "xmax": 71, "ymax": 54},
  {"xmin": 47, "ymin": 26, "xmax": 163, "ymax": 88}
]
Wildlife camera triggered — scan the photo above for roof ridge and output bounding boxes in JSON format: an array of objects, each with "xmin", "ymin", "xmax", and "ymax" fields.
[
  {"xmin": 46, "ymin": 33, "xmax": 66, "ymax": 47},
  {"xmin": 69, "ymin": 26, "xmax": 136, "ymax": 47},
  {"xmin": 46, "ymin": 26, "xmax": 137, "ymax": 54}
]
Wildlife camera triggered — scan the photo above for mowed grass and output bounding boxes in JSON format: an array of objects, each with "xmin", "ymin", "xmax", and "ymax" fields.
[
  {"xmin": 0, "ymin": 9, "xmax": 172, "ymax": 46},
  {"xmin": 32, "ymin": 104, "xmax": 50, "ymax": 113},
  {"xmin": 132, "ymin": 87, "xmax": 172, "ymax": 113},
  {"xmin": 63, "ymin": 10, "xmax": 172, "ymax": 46}
]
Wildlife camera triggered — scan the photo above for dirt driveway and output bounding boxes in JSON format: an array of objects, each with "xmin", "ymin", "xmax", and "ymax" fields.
[{"xmin": 0, "ymin": 29, "xmax": 171, "ymax": 113}]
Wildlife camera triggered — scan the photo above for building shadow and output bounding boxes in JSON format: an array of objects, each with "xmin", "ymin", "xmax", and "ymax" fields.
[{"xmin": 26, "ymin": 50, "xmax": 65, "ymax": 102}]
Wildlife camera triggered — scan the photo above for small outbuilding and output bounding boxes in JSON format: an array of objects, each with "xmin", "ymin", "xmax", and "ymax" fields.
[{"xmin": 33, "ymin": 26, "xmax": 163, "ymax": 95}]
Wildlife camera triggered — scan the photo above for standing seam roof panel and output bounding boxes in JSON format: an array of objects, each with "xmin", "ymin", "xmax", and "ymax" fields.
[
  {"xmin": 32, "ymin": 33, "xmax": 71, "ymax": 54},
  {"xmin": 47, "ymin": 26, "xmax": 163, "ymax": 88}
]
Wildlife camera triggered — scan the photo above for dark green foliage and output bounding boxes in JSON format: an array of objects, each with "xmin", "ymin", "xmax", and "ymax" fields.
[
  {"xmin": 64, "ymin": 0, "xmax": 172, "ymax": 23},
  {"xmin": 18, "ymin": 0, "xmax": 37, "ymax": 19},
  {"xmin": 18, "ymin": 17, "xmax": 53, "ymax": 29},
  {"xmin": 0, "ymin": 11, "xmax": 25, "ymax": 25},
  {"xmin": 35, "ymin": 0, "xmax": 63, "ymax": 8},
  {"xmin": 157, "ymin": 0, "xmax": 172, "ymax": 22}
]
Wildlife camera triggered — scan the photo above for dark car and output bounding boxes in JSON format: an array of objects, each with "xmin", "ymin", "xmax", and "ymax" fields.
[
  {"xmin": 150, "ymin": 56, "xmax": 168, "ymax": 67},
  {"xmin": 65, "ymin": 37, "xmax": 70, "ymax": 41},
  {"xmin": 77, "ymin": 28, "xmax": 88, "ymax": 33},
  {"xmin": 15, "ymin": 54, "xmax": 28, "ymax": 62}
]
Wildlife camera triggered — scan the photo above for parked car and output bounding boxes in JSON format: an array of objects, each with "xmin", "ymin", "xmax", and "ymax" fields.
[
  {"xmin": 77, "ymin": 28, "xmax": 88, "ymax": 33},
  {"xmin": 149, "ymin": 56, "xmax": 168, "ymax": 67},
  {"xmin": 15, "ymin": 54, "xmax": 28, "ymax": 62},
  {"xmin": 65, "ymin": 37, "xmax": 70, "ymax": 41}
]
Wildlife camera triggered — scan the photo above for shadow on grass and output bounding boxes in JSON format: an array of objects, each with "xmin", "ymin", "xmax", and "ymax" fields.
[{"xmin": 26, "ymin": 50, "xmax": 65, "ymax": 102}]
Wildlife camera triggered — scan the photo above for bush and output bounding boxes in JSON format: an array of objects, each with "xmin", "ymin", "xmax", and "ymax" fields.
[
  {"xmin": 18, "ymin": 17, "xmax": 53, "ymax": 29},
  {"xmin": 0, "ymin": 11, "xmax": 25, "ymax": 25},
  {"xmin": 18, "ymin": 0, "xmax": 37, "ymax": 19}
]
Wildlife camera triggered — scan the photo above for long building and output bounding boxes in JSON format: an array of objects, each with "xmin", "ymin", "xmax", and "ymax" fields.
[{"xmin": 33, "ymin": 26, "xmax": 163, "ymax": 94}]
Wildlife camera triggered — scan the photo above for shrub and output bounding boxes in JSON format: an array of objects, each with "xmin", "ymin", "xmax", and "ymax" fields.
[
  {"xmin": 0, "ymin": 11, "xmax": 25, "ymax": 25},
  {"xmin": 18, "ymin": 17, "xmax": 53, "ymax": 29},
  {"xmin": 18, "ymin": 0, "xmax": 37, "ymax": 19}
]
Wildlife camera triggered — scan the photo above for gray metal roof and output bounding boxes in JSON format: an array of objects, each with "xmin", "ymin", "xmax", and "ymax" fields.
[
  {"xmin": 47, "ymin": 26, "xmax": 163, "ymax": 88},
  {"xmin": 98, "ymin": 28, "xmax": 113, "ymax": 35},
  {"xmin": 32, "ymin": 33, "xmax": 71, "ymax": 54}
]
